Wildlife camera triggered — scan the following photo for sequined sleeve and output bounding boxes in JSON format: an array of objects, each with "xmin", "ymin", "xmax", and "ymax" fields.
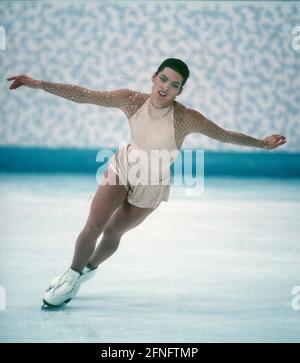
[
  {"xmin": 184, "ymin": 107, "xmax": 268, "ymax": 149},
  {"xmin": 41, "ymin": 80, "xmax": 133, "ymax": 109}
]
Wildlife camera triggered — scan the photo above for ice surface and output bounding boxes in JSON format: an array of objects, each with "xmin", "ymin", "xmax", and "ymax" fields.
[{"xmin": 0, "ymin": 173, "xmax": 300, "ymax": 342}]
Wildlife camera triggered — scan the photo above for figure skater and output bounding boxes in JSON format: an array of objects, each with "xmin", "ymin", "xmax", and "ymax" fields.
[{"xmin": 7, "ymin": 58, "xmax": 287, "ymax": 307}]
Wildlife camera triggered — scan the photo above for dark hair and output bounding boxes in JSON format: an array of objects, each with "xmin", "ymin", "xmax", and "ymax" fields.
[{"xmin": 154, "ymin": 58, "xmax": 190, "ymax": 89}]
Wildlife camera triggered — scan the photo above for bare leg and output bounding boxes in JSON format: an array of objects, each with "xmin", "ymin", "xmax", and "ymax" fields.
[
  {"xmin": 70, "ymin": 169, "xmax": 128, "ymax": 273},
  {"xmin": 87, "ymin": 200, "xmax": 157, "ymax": 268},
  {"xmin": 86, "ymin": 230, "xmax": 122, "ymax": 268}
]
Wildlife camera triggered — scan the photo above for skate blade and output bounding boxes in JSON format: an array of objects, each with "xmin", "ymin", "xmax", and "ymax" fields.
[{"xmin": 41, "ymin": 298, "xmax": 72, "ymax": 309}]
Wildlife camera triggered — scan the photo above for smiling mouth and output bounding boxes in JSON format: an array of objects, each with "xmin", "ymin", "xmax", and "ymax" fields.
[{"xmin": 158, "ymin": 90, "xmax": 167, "ymax": 97}]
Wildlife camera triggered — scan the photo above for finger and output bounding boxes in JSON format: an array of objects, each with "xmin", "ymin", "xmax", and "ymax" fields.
[
  {"xmin": 276, "ymin": 139, "xmax": 286, "ymax": 145},
  {"xmin": 6, "ymin": 76, "xmax": 19, "ymax": 81},
  {"xmin": 275, "ymin": 136, "xmax": 285, "ymax": 142},
  {"xmin": 274, "ymin": 135, "xmax": 283, "ymax": 142},
  {"xmin": 9, "ymin": 81, "xmax": 21, "ymax": 89},
  {"xmin": 9, "ymin": 81, "xmax": 16, "ymax": 89}
]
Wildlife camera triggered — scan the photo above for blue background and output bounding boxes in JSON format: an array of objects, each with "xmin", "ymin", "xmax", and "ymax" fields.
[{"xmin": 1, "ymin": 0, "xmax": 299, "ymax": 176}]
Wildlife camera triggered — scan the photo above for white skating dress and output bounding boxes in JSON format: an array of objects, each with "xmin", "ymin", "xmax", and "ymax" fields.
[{"xmin": 41, "ymin": 81, "xmax": 268, "ymax": 208}]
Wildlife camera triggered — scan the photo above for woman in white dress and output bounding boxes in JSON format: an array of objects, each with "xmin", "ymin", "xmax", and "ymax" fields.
[{"xmin": 7, "ymin": 58, "xmax": 287, "ymax": 307}]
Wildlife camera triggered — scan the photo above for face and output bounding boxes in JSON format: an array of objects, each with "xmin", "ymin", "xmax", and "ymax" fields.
[{"xmin": 150, "ymin": 67, "xmax": 183, "ymax": 108}]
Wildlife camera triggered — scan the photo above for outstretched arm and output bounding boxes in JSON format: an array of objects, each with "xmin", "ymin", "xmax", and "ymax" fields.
[
  {"xmin": 40, "ymin": 80, "xmax": 132, "ymax": 108},
  {"xmin": 185, "ymin": 107, "xmax": 287, "ymax": 150},
  {"xmin": 7, "ymin": 74, "xmax": 133, "ymax": 109}
]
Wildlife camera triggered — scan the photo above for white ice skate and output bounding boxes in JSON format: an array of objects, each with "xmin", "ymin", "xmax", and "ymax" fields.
[
  {"xmin": 47, "ymin": 265, "xmax": 98, "ymax": 291},
  {"xmin": 43, "ymin": 268, "xmax": 81, "ymax": 307}
]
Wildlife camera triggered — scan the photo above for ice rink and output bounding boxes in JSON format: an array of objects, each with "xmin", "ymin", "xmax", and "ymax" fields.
[{"xmin": 0, "ymin": 172, "xmax": 299, "ymax": 342}]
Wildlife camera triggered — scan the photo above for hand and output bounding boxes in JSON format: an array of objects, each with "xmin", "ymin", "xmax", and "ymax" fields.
[
  {"xmin": 6, "ymin": 74, "xmax": 42, "ymax": 90},
  {"xmin": 263, "ymin": 134, "xmax": 287, "ymax": 150}
]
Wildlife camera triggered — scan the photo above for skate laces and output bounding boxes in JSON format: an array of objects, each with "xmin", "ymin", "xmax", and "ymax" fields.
[
  {"xmin": 54, "ymin": 267, "xmax": 71, "ymax": 287},
  {"xmin": 52, "ymin": 268, "xmax": 80, "ymax": 294}
]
